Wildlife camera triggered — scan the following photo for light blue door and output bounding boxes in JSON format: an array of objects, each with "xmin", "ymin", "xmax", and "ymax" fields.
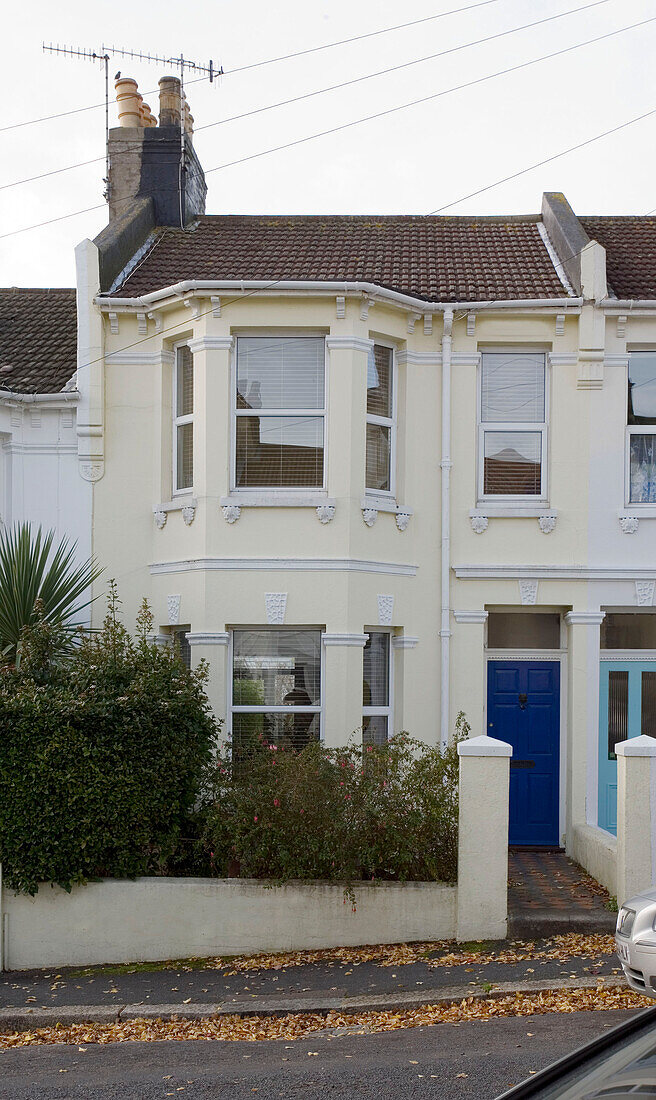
[{"xmin": 598, "ymin": 661, "xmax": 656, "ymax": 833}]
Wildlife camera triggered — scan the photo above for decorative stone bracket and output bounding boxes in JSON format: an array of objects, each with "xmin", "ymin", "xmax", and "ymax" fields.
[
  {"xmin": 620, "ymin": 516, "xmax": 640, "ymax": 534},
  {"xmin": 222, "ymin": 504, "xmax": 242, "ymax": 524},
  {"xmin": 470, "ymin": 513, "xmax": 557, "ymax": 534}
]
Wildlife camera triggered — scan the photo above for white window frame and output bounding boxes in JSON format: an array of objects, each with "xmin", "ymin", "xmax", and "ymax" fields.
[
  {"xmin": 172, "ymin": 341, "xmax": 194, "ymax": 496},
  {"xmin": 477, "ymin": 349, "xmax": 549, "ymax": 504},
  {"xmin": 231, "ymin": 334, "xmax": 328, "ymax": 495},
  {"xmin": 362, "ymin": 628, "xmax": 393, "ymax": 742},
  {"xmin": 228, "ymin": 627, "xmax": 325, "ymax": 744},
  {"xmin": 626, "ymin": 425, "xmax": 656, "ymax": 506},
  {"xmin": 365, "ymin": 342, "xmax": 397, "ymax": 500}
]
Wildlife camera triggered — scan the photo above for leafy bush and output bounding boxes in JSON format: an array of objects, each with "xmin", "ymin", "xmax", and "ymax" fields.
[
  {"xmin": 0, "ymin": 588, "xmax": 217, "ymax": 894},
  {"xmin": 202, "ymin": 716, "xmax": 468, "ymax": 886}
]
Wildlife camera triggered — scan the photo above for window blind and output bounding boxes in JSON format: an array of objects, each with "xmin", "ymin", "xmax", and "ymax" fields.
[
  {"xmin": 237, "ymin": 338, "xmax": 324, "ymax": 410},
  {"xmin": 481, "ymin": 353, "xmax": 545, "ymax": 423}
]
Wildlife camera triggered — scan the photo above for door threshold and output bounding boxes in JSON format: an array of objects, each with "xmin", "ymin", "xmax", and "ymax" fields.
[{"xmin": 509, "ymin": 845, "xmax": 565, "ymax": 853}]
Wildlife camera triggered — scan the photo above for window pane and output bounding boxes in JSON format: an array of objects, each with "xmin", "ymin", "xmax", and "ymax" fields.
[
  {"xmin": 176, "ymin": 422, "xmax": 193, "ymax": 489},
  {"xmin": 363, "ymin": 714, "xmax": 388, "ymax": 746},
  {"xmin": 233, "ymin": 630, "xmax": 321, "ymax": 707},
  {"xmin": 173, "ymin": 629, "xmax": 191, "ymax": 669},
  {"xmin": 608, "ymin": 670, "xmax": 629, "ymax": 758},
  {"xmin": 487, "ymin": 613, "xmax": 560, "ymax": 649},
  {"xmin": 236, "ymin": 415, "xmax": 323, "ymax": 488},
  {"xmin": 232, "ymin": 711, "xmax": 320, "ymax": 756},
  {"xmin": 367, "ymin": 345, "xmax": 393, "ymax": 418},
  {"xmin": 642, "ymin": 672, "xmax": 656, "ymax": 737},
  {"xmin": 176, "ymin": 345, "xmax": 193, "ymax": 416},
  {"xmin": 481, "ymin": 353, "xmax": 545, "ymax": 423},
  {"xmin": 629, "ymin": 433, "xmax": 656, "ymax": 503},
  {"xmin": 602, "ymin": 614, "xmax": 656, "ymax": 650},
  {"xmin": 628, "ymin": 353, "xmax": 656, "ymax": 424},
  {"xmin": 237, "ymin": 338, "xmax": 324, "ymax": 410},
  {"xmin": 366, "ymin": 423, "xmax": 391, "ymax": 492},
  {"xmin": 363, "ymin": 632, "xmax": 390, "ymax": 706},
  {"xmin": 483, "ymin": 431, "xmax": 541, "ymax": 495}
]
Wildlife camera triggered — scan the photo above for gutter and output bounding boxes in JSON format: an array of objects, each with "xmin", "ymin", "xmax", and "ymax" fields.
[
  {"xmin": 601, "ymin": 298, "xmax": 656, "ymax": 310},
  {"xmin": 0, "ymin": 391, "xmax": 80, "ymax": 405},
  {"xmin": 440, "ymin": 308, "xmax": 454, "ymax": 750},
  {"xmin": 95, "ymin": 280, "xmax": 582, "ymax": 314}
]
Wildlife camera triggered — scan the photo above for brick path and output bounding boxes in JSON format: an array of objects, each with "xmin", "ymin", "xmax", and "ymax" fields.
[{"xmin": 507, "ymin": 850, "xmax": 617, "ymax": 937}]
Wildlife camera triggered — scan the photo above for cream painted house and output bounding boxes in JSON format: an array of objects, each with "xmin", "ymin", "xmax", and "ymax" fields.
[
  {"xmin": 0, "ymin": 289, "xmax": 90, "ymax": 564},
  {"xmin": 73, "ymin": 76, "xmax": 656, "ymax": 885}
]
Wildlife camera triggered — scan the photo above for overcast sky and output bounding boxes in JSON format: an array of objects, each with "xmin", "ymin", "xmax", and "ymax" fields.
[{"xmin": 2, "ymin": 0, "xmax": 655, "ymax": 287}]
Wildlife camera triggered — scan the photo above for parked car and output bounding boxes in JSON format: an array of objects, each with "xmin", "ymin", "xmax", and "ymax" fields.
[
  {"xmin": 496, "ymin": 1007, "xmax": 656, "ymax": 1097},
  {"xmin": 615, "ymin": 888, "xmax": 656, "ymax": 997}
]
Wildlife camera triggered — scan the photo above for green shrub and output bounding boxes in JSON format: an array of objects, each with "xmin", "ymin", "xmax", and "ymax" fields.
[
  {"xmin": 0, "ymin": 587, "xmax": 217, "ymax": 894},
  {"xmin": 202, "ymin": 719, "xmax": 466, "ymax": 886}
]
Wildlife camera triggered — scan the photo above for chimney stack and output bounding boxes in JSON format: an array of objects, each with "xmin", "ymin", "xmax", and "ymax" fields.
[{"xmin": 106, "ymin": 74, "xmax": 207, "ymax": 227}]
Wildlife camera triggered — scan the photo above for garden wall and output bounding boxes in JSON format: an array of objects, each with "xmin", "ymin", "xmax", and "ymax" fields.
[{"xmin": 2, "ymin": 877, "xmax": 457, "ymax": 970}]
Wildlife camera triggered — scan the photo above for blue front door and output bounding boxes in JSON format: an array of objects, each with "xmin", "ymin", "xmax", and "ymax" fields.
[{"xmin": 487, "ymin": 660, "xmax": 561, "ymax": 846}]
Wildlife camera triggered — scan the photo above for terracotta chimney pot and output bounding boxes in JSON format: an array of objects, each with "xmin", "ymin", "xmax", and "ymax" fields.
[
  {"xmin": 158, "ymin": 76, "xmax": 182, "ymax": 127},
  {"xmin": 115, "ymin": 77, "xmax": 142, "ymax": 128}
]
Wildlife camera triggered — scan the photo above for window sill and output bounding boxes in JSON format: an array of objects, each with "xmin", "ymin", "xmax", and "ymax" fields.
[
  {"xmin": 471, "ymin": 505, "xmax": 554, "ymax": 519},
  {"xmin": 620, "ymin": 507, "xmax": 656, "ymax": 518},
  {"xmin": 157, "ymin": 496, "xmax": 197, "ymax": 513},
  {"xmin": 220, "ymin": 493, "xmax": 334, "ymax": 508},
  {"xmin": 362, "ymin": 494, "xmax": 405, "ymax": 515}
]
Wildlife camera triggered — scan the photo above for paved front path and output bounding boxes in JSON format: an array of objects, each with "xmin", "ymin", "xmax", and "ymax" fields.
[
  {"xmin": 0, "ymin": 1010, "xmax": 640, "ymax": 1099},
  {"xmin": 0, "ymin": 940, "xmax": 621, "ymax": 1015},
  {"xmin": 508, "ymin": 851, "xmax": 616, "ymax": 937}
]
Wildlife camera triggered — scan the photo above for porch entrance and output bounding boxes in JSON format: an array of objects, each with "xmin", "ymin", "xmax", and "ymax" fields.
[
  {"xmin": 487, "ymin": 660, "xmax": 561, "ymax": 846},
  {"xmin": 598, "ymin": 660, "xmax": 656, "ymax": 834}
]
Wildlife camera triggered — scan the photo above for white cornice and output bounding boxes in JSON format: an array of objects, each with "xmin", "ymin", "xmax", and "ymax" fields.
[
  {"xmin": 150, "ymin": 557, "xmax": 418, "ymax": 577},
  {"xmin": 105, "ymin": 351, "xmax": 174, "ymax": 366},
  {"xmin": 565, "ymin": 611, "xmax": 606, "ymax": 626},
  {"xmin": 454, "ymin": 564, "xmax": 656, "ymax": 580},
  {"xmin": 548, "ymin": 354, "xmax": 578, "ymax": 367},
  {"xmin": 391, "ymin": 635, "xmax": 419, "ymax": 649},
  {"xmin": 186, "ymin": 632, "xmax": 230, "ymax": 646},
  {"xmin": 188, "ymin": 336, "xmax": 234, "ymax": 353},
  {"xmin": 396, "ymin": 351, "xmax": 442, "ymax": 366},
  {"xmin": 451, "ymin": 353, "xmax": 481, "ymax": 367},
  {"xmin": 322, "ymin": 632, "xmax": 369, "ymax": 647},
  {"xmin": 453, "ymin": 610, "xmax": 488, "ymax": 624},
  {"xmin": 325, "ymin": 336, "xmax": 374, "ymax": 354}
]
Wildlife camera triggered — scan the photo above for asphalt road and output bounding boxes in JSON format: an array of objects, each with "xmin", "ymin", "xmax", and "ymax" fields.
[{"xmin": 0, "ymin": 1009, "xmax": 639, "ymax": 1099}]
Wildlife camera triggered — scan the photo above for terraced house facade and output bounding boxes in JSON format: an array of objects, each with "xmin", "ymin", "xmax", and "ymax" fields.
[{"xmin": 5, "ymin": 75, "xmax": 656, "ymax": 890}]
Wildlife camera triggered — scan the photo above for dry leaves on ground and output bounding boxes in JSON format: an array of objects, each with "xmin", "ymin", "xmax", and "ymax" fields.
[
  {"xmin": 205, "ymin": 933, "xmax": 617, "ymax": 975},
  {"xmin": 0, "ymin": 985, "xmax": 647, "ymax": 1050}
]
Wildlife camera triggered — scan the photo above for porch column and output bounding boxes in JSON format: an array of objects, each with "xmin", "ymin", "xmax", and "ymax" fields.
[
  {"xmin": 322, "ymin": 633, "xmax": 368, "ymax": 748},
  {"xmin": 187, "ymin": 632, "xmax": 229, "ymax": 735},
  {"xmin": 451, "ymin": 611, "xmax": 488, "ymax": 737},
  {"xmin": 564, "ymin": 611, "xmax": 605, "ymax": 842},
  {"xmin": 457, "ymin": 734, "xmax": 512, "ymax": 940},
  {"xmin": 616, "ymin": 735, "xmax": 656, "ymax": 904}
]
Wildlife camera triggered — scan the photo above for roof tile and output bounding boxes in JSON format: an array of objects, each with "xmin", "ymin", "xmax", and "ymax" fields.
[{"xmin": 0, "ymin": 288, "xmax": 77, "ymax": 393}]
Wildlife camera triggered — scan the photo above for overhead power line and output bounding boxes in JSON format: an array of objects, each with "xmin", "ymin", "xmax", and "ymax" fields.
[
  {"xmin": 0, "ymin": 0, "xmax": 507, "ymax": 136},
  {"xmin": 0, "ymin": 0, "xmax": 614, "ymax": 194},
  {"xmin": 1, "ymin": 12, "xmax": 654, "ymax": 241}
]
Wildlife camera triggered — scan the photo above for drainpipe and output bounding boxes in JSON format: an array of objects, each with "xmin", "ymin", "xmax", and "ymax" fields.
[{"xmin": 440, "ymin": 308, "xmax": 454, "ymax": 749}]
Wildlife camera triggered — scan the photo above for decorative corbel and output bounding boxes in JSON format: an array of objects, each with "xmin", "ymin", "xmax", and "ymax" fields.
[
  {"xmin": 466, "ymin": 313, "xmax": 476, "ymax": 337},
  {"xmin": 617, "ymin": 315, "xmax": 627, "ymax": 340},
  {"xmin": 183, "ymin": 298, "xmax": 202, "ymax": 320},
  {"xmin": 407, "ymin": 312, "xmax": 422, "ymax": 334},
  {"xmin": 210, "ymin": 295, "xmax": 222, "ymax": 318},
  {"xmin": 148, "ymin": 311, "xmax": 163, "ymax": 334},
  {"xmin": 336, "ymin": 295, "xmax": 346, "ymax": 320},
  {"xmin": 137, "ymin": 311, "xmax": 148, "ymax": 335},
  {"xmin": 108, "ymin": 312, "xmax": 119, "ymax": 335},
  {"xmin": 555, "ymin": 313, "xmax": 565, "ymax": 336},
  {"xmin": 360, "ymin": 297, "xmax": 375, "ymax": 322},
  {"xmin": 423, "ymin": 313, "xmax": 433, "ymax": 336}
]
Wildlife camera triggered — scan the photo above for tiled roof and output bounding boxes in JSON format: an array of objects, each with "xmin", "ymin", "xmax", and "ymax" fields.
[
  {"xmin": 113, "ymin": 214, "xmax": 571, "ymax": 301},
  {"xmin": 580, "ymin": 217, "xmax": 656, "ymax": 300},
  {"xmin": 0, "ymin": 288, "xmax": 77, "ymax": 393}
]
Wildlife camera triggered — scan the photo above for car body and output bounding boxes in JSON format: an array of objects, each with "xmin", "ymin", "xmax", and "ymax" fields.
[
  {"xmin": 615, "ymin": 888, "xmax": 656, "ymax": 996},
  {"xmin": 496, "ymin": 1007, "xmax": 656, "ymax": 1097}
]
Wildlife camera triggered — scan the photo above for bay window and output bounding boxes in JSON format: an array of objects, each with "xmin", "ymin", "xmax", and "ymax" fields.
[
  {"xmin": 627, "ymin": 352, "xmax": 656, "ymax": 504},
  {"xmin": 366, "ymin": 344, "xmax": 395, "ymax": 494},
  {"xmin": 479, "ymin": 351, "xmax": 547, "ymax": 499},
  {"xmin": 234, "ymin": 337, "xmax": 325, "ymax": 489},
  {"xmin": 173, "ymin": 344, "xmax": 193, "ymax": 492},
  {"xmin": 231, "ymin": 629, "xmax": 322, "ymax": 755},
  {"xmin": 362, "ymin": 631, "xmax": 392, "ymax": 744}
]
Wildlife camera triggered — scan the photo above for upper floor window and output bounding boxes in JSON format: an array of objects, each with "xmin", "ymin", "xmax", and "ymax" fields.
[
  {"xmin": 234, "ymin": 337, "xmax": 325, "ymax": 489},
  {"xmin": 628, "ymin": 352, "xmax": 656, "ymax": 504},
  {"xmin": 366, "ymin": 344, "xmax": 395, "ymax": 494},
  {"xmin": 173, "ymin": 344, "xmax": 193, "ymax": 493},
  {"xmin": 479, "ymin": 351, "xmax": 546, "ymax": 499}
]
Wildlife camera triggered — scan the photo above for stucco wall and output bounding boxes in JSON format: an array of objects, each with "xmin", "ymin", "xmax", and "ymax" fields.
[{"xmin": 3, "ymin": 878, "xmax": 457, "ymax": 970}]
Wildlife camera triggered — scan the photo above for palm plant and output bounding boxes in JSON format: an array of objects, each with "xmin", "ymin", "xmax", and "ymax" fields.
[{"xmin": 0, "ymin": 523, "xmax": 103, "ymax": 664}]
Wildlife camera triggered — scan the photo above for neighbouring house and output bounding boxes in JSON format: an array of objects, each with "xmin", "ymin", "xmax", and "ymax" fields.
[
  {"xmin": 69, "ymin": 74, "xmax": 656, "ymax": 892},
  {"xmin": 0, "ymin": 287, "xmax": 90, "ymax": 562}
]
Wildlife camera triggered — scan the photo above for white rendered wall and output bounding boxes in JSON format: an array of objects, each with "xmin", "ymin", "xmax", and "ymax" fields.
[{"xmin": 3, "ymin": 878, "xmax": 457, "ymax": 970}]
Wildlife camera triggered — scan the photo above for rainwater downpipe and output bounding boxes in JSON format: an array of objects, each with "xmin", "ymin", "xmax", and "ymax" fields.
[{"xmin": 440, "ymin": 307, "xmax": 454, "ymax": 750}]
